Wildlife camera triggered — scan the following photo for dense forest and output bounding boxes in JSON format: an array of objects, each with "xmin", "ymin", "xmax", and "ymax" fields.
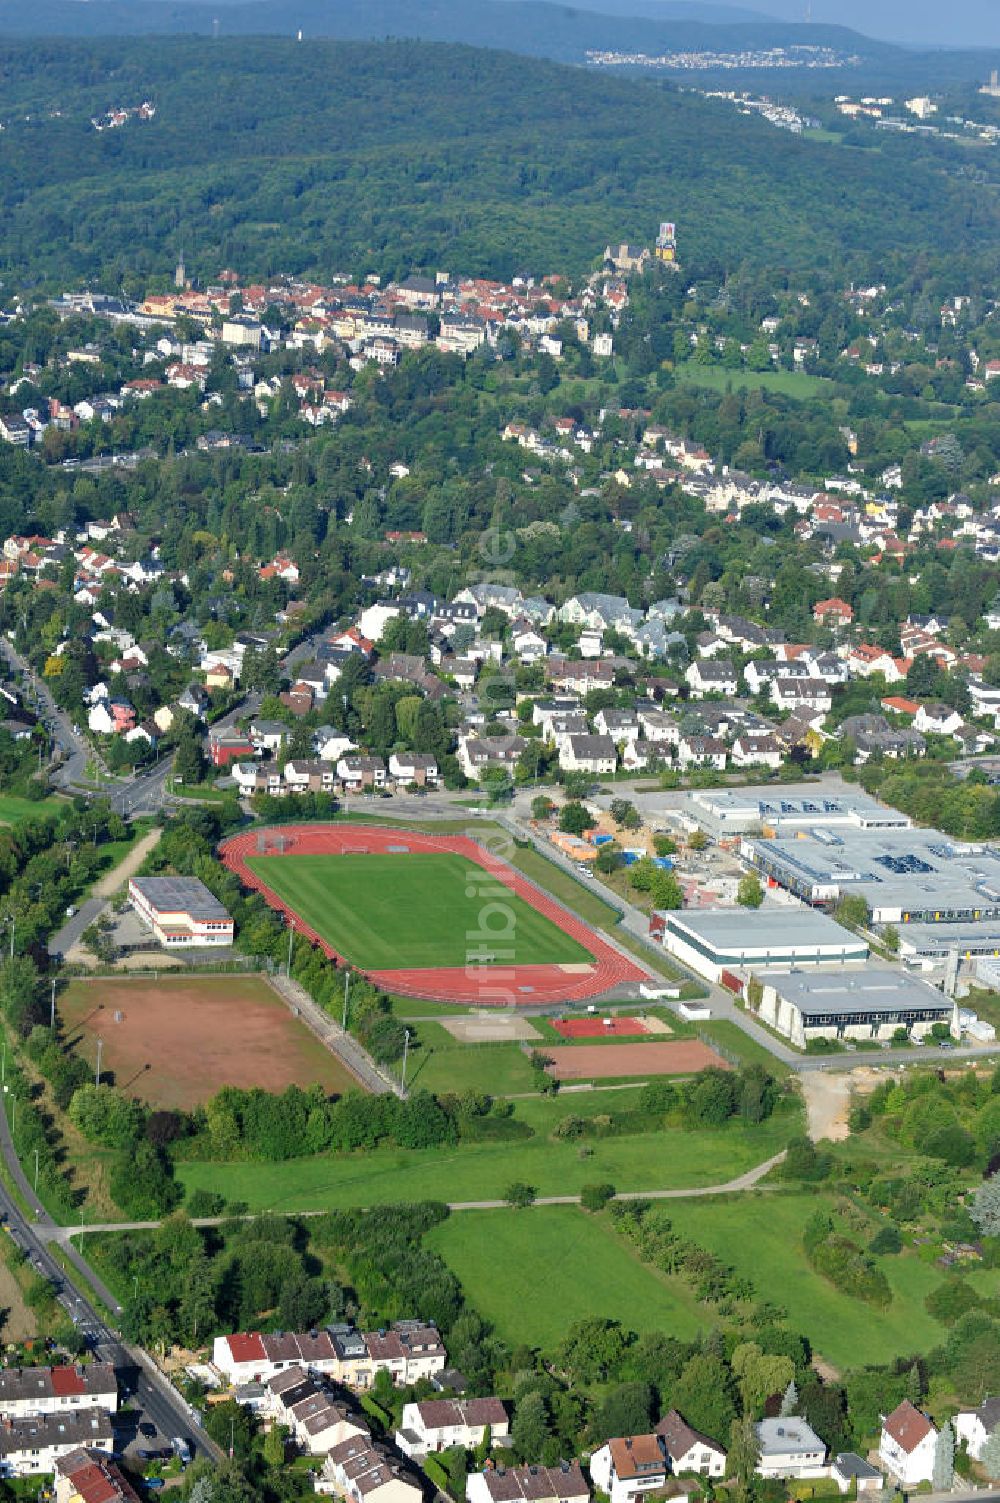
[{"xmin": 3, "ymin": 38, "xmax": 1000, "ymax": 290}]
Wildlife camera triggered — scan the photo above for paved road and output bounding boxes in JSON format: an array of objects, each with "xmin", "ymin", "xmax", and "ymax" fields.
[
  {"xmin": 44, "ymin": 1149, "xmax": 787, "ymax": 1235},
  {"xmin": 0, "ymin": 635, "xmax": 96, "ymax": 789},
  {"xmin": 0, "ymin": 1084, "xmax": 220, "ymax": 1462}
]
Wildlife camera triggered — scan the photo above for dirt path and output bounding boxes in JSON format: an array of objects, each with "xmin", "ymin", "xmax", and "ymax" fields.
[
  {"xmin": 801, "ymin": 1070, "xmax": 852, "ymax": 1142},
  {"xmin": 93, "ymin": 827, "xmax": 162, "ymax": 898}
]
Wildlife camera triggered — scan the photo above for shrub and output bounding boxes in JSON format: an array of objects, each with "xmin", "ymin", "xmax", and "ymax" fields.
[
  {"xmin": 869, "ymin": 1225, "xmax": 903, "ymax": 1255},
  {"xmin": 580, "ymin": 1182, "xmax": 617, "ymax": 1212}
]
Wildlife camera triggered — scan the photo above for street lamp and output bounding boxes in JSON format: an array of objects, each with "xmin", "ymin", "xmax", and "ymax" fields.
[
  {"xmin": 400, "ymin": 1028, "xmax": 411, "ymax": 1093},
  {"xmin": 95, "ymin": 1037, "xmax": 103, "ymax": 1087},
  {"xmin": 342, "ymin": 968, "xmax": 351, "ymax": 1029}
]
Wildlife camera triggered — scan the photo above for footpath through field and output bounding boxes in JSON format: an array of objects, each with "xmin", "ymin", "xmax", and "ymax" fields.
[{"xmin": 44, "ymin": 1150, "xmax": 786, "ymax": 1241}]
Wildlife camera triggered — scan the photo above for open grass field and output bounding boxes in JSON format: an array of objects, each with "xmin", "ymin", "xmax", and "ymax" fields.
[
  {"xmin": 675, "ymin": 361, "xmax": 831, "ymax": 400},
  {"xmin": 427, "ymin": 1205, "xmax": 704, "ymax": 1350},
  {"xmin": 246, "ymin": 851, "xmax": 593, "ymax": 971},
  {"xmin": 0, "ymin": 792, "xmax": 65, "ymax": 825},
  {"xmin": 177, "ymin": 1094, "xmax": 795, "ymax": 1212},
  {"xmin": 405, "ymin": 1023, "xmax": 539, "ymax": 1096},
  {"xmin": 664, "ymin": 1192, "xmax": 952, "ymax": 1369},
  {"xmin": 59, "ymin": 975, "xmax": 358, "ymax": 1110}
]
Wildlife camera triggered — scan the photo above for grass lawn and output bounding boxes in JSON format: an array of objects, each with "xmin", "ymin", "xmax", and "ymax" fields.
[
  {"xmin": 245, "ymin": 851, "xmax": 592, "ymax": 970},
  {"xmin": 427, "ymin": 1205, "xmax": 705, "ymax": 1349},
  {"xmin": 0, "ymin": 792, "xmax": 65, "ymax": 825},
  {"xmin": 699, "ymin": 1020, "xmax": 794, "ymax": 1079},
  {"xmin": 664, "ymin": 1192, "xmax": 952, "ymax": 1369},
  {"xmin": 675, "ymin": 362, "xmax": 831, "ymax": 400},
  {"xmin": 388, "ymin": 996, "xmax": 479, "ymax": 1019},
  {"xmin": 177, "ymin": 1100, "xmax": 794, "ymax": 1213},
  {"xmin": 405, "ymin": 1024, "xmax": 538, "ymax": 1096}
]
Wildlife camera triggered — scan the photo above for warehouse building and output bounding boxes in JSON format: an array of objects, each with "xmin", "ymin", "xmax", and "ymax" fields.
[
  {"xmin": 754, "ymin": 967, "xmax": 957, "ymax": 1049},
  {"xmin": 652, "ymin": 907, "xmax": 867, "ymax": 983},
  {"xmin": 687, "ymin": 784, "xmax": 911, "ymax": 837},
  {"xmin": 129, "ymin": 876, "xmax": 234, "ymax": 948},
  {"xmin": 897, "ymin": 923, "xmax": 1000, "ymax": 964},
  {"xmin": 740, "ymin": 827, "xmax": 1000, "ymax": 925}
]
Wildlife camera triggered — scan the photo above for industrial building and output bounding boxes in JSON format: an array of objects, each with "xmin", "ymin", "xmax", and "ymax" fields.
[
  {"xmin": 652, "ymin": 907, "xmax": 867, "ymax": 983},
  {"xmin": 687, "ymin": 784, "xmax": 911, "ymax": 838},
  {"xmin": 897, "ymin": 923, "xmax": 1000, "ymax": 963},
  {"xmin": 129, "ymin": 876, "xmax": 234, "ymax": 948},
  {"xmin": 740, "ymin": 826, "xmax": 1000, "ymax": 925},
  {"xmin": 754, "ymin": 967, "xmax": 956, "ymax": 1048}
]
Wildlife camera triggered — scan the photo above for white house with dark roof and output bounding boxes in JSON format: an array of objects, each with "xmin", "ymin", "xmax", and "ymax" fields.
[
  {"xmin": 955, "ymin": 1397, "xmax": 1000, "ymax": 1460},
  {"xmin": 879, "ymin": 1402, "xmax": 936, "ymax": 1488},
  {"xmin": 685, "ymin": 660, "xmax": 738, "ymax": 699},
  {"xmin": 589, "ymin": 1435, "xmax": 667, "ymax": 1503},
  {"xmin": 655, "ymin": 1410, "xmax": 726, "ymax": 1478},
  {"xmin": 466, "ymin": 1461, "xmax": 589, "ymax": 1503},
  {"xmin": 395, "ymin": 1398, "xmax": 508, "ymax": 1457}
]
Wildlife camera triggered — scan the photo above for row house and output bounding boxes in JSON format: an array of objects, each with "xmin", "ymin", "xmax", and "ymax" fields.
[
  {"xmin": 263, "ymin": 1367, "xmax": 368, "ymax": 1456},
  {"xmin": 395, "ymin": 1398, "xmax": 509, "ymax": 1459},
  {"xmin": 213, "ymin": 1322, "xmax": 446, "ymax": 1390},
  {"xmin": 319, "ymin": 1435, "xmax": 421, "ymax": 1503},
  {"xmin": 0, "ymin": 1366, "xmax": 116, "ymax": 1420},
  {"xmin": 458, "ymin": 735, "xmax": 526, "ymax": 781},
  {"xmin": 0, "ymin": 1411, "xmax": 114, "ymax": 1478}
]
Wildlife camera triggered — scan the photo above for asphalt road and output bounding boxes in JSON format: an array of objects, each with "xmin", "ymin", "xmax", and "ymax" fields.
[{"xmin": 0, "ymin": 1089, "xmax": 219, "ymax": 1463}]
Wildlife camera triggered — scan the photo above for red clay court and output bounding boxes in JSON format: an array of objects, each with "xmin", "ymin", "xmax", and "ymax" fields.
[
  {"xmin": 551, "ymin": 1015, "xmax": 650, "ymax": 1039},
  {"xmin": 221, "ymin": 823, "xmax": 648, "ymax": 1006},
  {"xmin": 546, "ymin": 1040, "xmax": 729, "ymax": 1082}
]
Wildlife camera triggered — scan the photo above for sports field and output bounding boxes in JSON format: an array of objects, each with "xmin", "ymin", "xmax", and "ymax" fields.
[
  {"xmin": 59, "ymin": 975, "xmax": 359, "ymax": 1110},
  {"xmin": 245, "ymin": 851, "xmax": 593, "ymax": 970}
]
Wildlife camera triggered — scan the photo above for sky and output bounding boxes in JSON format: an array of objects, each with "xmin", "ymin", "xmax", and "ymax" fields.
[{"xmin": 714, "ymin": 0, "xmax": 1000, "ymax": 47}]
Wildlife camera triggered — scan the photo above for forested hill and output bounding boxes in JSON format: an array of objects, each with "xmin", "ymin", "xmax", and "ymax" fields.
[
  {"xmin": 2, "ymin": 36, "xmax": 999, "ymax": 291},
  {"xmin": 0, "ymin": 0, "xmax": 896, "ymax": 63}
]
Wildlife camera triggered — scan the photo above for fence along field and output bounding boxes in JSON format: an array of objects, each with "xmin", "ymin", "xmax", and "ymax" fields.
[
  {"xmin": 221, "ymin": 824, "xmax": 648, "ymax": 1004},
  {"xmin": 59, "ymin": 974, "xmax": 360, "ymax": 1111}
]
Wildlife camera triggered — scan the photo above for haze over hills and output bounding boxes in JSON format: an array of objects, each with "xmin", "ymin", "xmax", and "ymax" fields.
[{"xmin": 675, "ymin": 0, "xmax": 1000, "ymax": 49}]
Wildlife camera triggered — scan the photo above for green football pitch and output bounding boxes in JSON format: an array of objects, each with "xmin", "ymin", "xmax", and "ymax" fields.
[{"xmin": 245, "ymin": 852, "xmax": 594, "ymax": 970}]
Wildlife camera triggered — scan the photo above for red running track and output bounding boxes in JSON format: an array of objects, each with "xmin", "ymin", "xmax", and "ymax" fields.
[{"xmin": 219, "ymin": 823, "xmax": 649, "ymax": 1006}]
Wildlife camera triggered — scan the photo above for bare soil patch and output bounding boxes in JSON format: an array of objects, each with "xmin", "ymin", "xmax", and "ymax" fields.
[
  {"xmin": 441, "ymin": 1014, "xmax": 540, "ymax": 1043},
  {"xmin": 59, "ymin": 974, "xmax": 360, "ymax": 1110},
  {"xmin": 547, "ymin": 1040, "xmax": 729, "ymax": 1081}
]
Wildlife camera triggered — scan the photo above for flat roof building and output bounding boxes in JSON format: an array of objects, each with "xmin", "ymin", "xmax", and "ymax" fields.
[
  {"xmin": 687, "ymin": 784, "xmax": 910, "ymax": 837},
  {"xmin": 652, "ymin": 907, "xmax": 867, "ymax": 983},
  {"xmin": 755, "ymin": 967, "xmax": 956, "ymax": 1049},
  {"xmin": 129, "ymin": 876, "xmax": 234, "ymax": 948},
  {"xmin": 741, "ymin": 826, "xmax": 1000, "ymax": 925}
]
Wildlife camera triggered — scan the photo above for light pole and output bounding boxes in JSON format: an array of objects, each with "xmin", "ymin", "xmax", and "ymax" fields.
[
  {"xmin": 1, "ymin": 1038, "xmax": 5, "ymax": 1089},
  {"xmin": 342, "ymin": 968, "xmax": 351, "ymax": 1029},
  {"xmin": 95, "ymin": 1037, "xmax": 103, "ymax": 1087},
  {"xmin": 7, "ymin": 916, "xmax": 13, "ymax": 961},
  {"xmin": 49, "ymin": 978, "xmax": 56, "ymax": 1031},
  {"xmin": 400, "ymin": 1028, "xmax": 411, "ymax": 1093},
  {"xmin": 286, "ymin": 920, "xmax": 295, "ymax": 978},
  {"xmin": 33, "ymin": 1148, "xmax": 39, "ymax": 1196}
]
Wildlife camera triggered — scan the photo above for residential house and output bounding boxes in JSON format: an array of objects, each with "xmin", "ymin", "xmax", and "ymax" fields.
[
  {"xmin": 395, "ymin": 1399, "xmax": 509, "ymax": 1458},
  {"xmin": 813, "ymin": 597, "xmax": 854, "ymax": 627},
  {"xmin": 459, "ymin": 736, "xmax": 526, "ymax": 781},
  {"xmin": 284, "ymin": 760, "xmax": 337, "ymax": 796},
  {"xmin": 547, "ymin": 658, "xmax": 616, "ymax": 694},
  {"xmin": 731, "ymin": 733, "xmax": 782, "ymax": 769},
  {"xmin": 213, "ymin": 1323, "xmax": 445, "ymax": 1390},
  {"xmin": 913, "ymin": 702, "xmax": 963, "ymax": 736},
  {"xmin": 955, "ymin": 1397, "xmax": 1000, "ymax": 1460},
  {"xmin": 878, "ymin": 1402, "xmax": 937, "ymax": 1489},
  {"xmin": 263, "ymin": 1368, "xmax": 368, "ymax": 1456},
  {"xmin": 637, "ymin": 708, "xmax": 680, "ymax": 746},
  {"xmin": 320, "ymin": 1436, "xmax": 422, "ymax": 1503},
  {"xmin": 466, "ymin": 1461, "xmax": 589, "ymax": 1503},
  {"xmin": 558, "ymin": 592, "xmax": 644, "ymax": 639},
  {"xmin": 178, "ymin": 682, "xmax": 210, "ymax": 718},
  {"xmin": 0, "ymin": 1365, "xmax": 117, "ymax": 1419},
  {"xmin": 770, "ymin": 678, "xmax": 832, "ymax": 715},
  {"xmin": 54, "ymin": 1450, "xmax": 141, "ymax": 1503},
  {"xmin": 315, "ymin": 729, "xmax": 358, "ymax": 764},
  {"xmin": 840, "ymin": 714, "xmax": 925, "ymax": 763},
  {"xmin": 250, "ymin": 719, "xmax": 291, "ymax": 756},
  {"xmin": 208, "ymin": 728, "xmax": 256, "ymax": 769},
  {"xmin": 559, "ymin": 734, "xmax": 617, "ymax": 776},
  {"xmin": 590, "ymin": 706, "xmax": 636, "ymax": 741},
  {"xmin": 589, "ymin": 1436, "xmax": 667, "ymax": 1503},
  {"xmin": 0, "ymin": 1411, "xmax": 114, "ymax": 1477},
  {"xmin": 510, "ymin": 622, "xmax": 547, "ymax": 662},
  {"xmin": 685, "ymin": 660, "xmax": 738, "ymax": 699},
  {"xmin": 338, "ymin": 756, "xmax": 387, "ymax": 792},
  {"xmin": 388, "ymin": 753, "xmax": 439, "ymax": 787},
  {"xmin": 678, "ymin": 735, "xmax": 727, "ymax": 772},
  {"xmin": 754, "ymin": 1418, "xmax": 827, "ymax": 1480},
  {"xmin": 655, "ymin": 1411, "xmax": 726, "ymax": 1478}
]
